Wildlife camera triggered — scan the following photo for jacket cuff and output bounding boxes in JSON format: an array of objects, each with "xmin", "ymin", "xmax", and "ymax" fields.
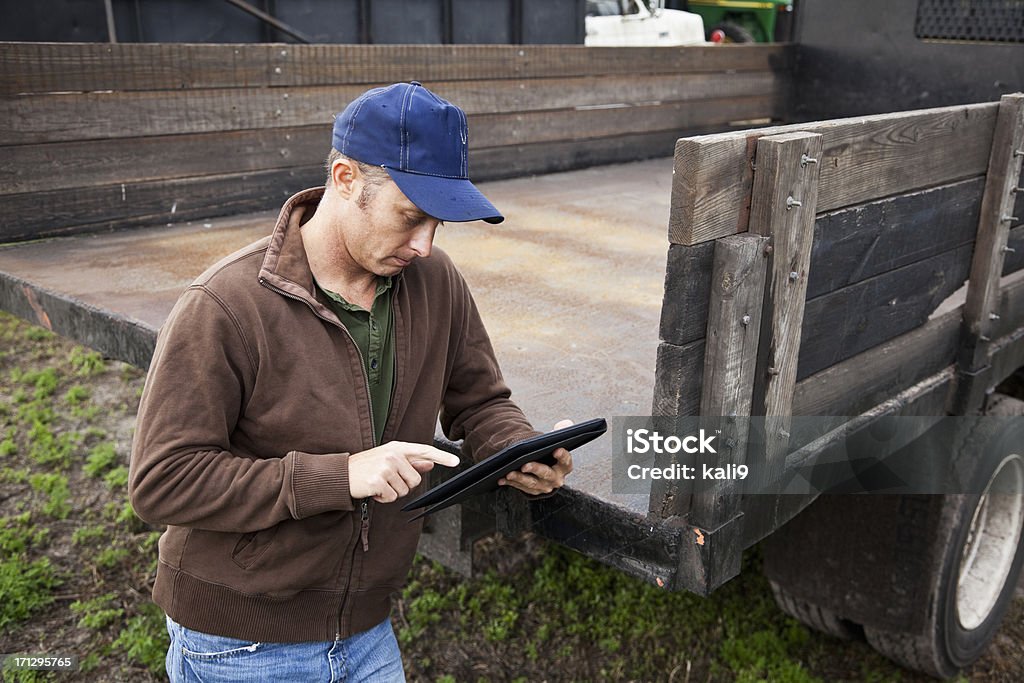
[{"xmin": 290, "ymin": 451, "xmax": 354, "ymax": 517}]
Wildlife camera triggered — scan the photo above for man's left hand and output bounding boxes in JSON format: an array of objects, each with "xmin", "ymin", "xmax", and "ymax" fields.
[{"xmin": 498, "ymin": 419, "xmax": 574, "ymax": 496}]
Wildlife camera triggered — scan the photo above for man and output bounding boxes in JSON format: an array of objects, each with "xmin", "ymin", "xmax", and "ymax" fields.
[{"xmin": 129, "ymin": 82, "xmax": 573, "ymax": 682}]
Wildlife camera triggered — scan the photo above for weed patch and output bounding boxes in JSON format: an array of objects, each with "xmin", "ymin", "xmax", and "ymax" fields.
[
  {"xmin": 28, "ymin": 473, "xmax": 71, "ymax": 519},
  {"xmin": 0, "ymin": 556, "xmax": 60, "ymax": 632},
  {"xmin": 68, "ymin": 348, "xmax": 106, "ymax": 377},
  {"xmin": 113, "ymin": 603, "xmax": 168, "ymax": 674},
  {"xmin": 71, "ymin": 592, "xmax": 124, "ymax": 630}
]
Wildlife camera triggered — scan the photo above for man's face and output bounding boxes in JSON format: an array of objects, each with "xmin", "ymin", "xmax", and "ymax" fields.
[{"xmin": 343, "ymin": 177, "xmax": 441, "ymax": 277}]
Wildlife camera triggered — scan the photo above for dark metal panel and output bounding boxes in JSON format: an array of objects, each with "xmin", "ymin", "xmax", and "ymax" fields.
[
  {"xmin": 521, "ymin": 0, "xmax": 585, "ymax": 44},
  {"xmin": 452, "ymin": 0, "xmax": 512, "ymax": 44},
  {"xmin": 792, "ymin": 0, "xmax": 1024, "ymax": 121},
  {"xmin": 118, "ymin": 0, "xmax": 267, "ymax": 43},
  {"xmin": 271, "ymin": 0, "xmax": 362, "ymax": 44},
  {"xmin": 370, "ymin": 0, "xmax": 444, "ymax": 44},
  {"xmin": 0, "ymin": 0, "xmax": 108, "ymax": 42}
]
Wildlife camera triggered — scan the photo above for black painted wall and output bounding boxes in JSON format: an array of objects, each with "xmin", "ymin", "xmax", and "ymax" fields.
[
  {"xmin": 791, "ymin": 0, "xmax": 1024, "ymax": 121},
  {"xmin": 0, "ymin": 0, "xmax": 585, "ymax": 44}
]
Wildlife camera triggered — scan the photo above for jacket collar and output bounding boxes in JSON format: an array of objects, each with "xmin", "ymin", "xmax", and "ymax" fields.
[
  {"xmin": 259, "ymin": 186, "xmax": 324, "ymax": 301},
  {"xmin": 258, "ymin": 187, "xmax": 405, "ymax": 317}
]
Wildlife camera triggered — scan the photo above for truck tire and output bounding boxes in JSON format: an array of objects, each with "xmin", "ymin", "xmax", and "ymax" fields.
[
  {"xmin": 863, "ymin": 396, "xmax": 1024, "ymax": 678},
  {"xmin": 711, "ymin": 21, "xmax": 755, "ymax": 43},
  {"xmin": 768, "ymin": 580, "xmax": 858, "ymax": 640}
]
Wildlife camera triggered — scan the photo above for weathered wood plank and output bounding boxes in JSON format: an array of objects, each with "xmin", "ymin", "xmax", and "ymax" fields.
[
  {"xmin": 792, "ymin": 311, "xmax": 962, "ymax": 417},
  {"xmin": 469, "ymin": 129, "xmax": 689, "ymax": 181},
  {"xmin": 748, "ymin": 132, "xmax": 822, "ymax": 480},
  {"xmin": 1007, "ymin": 183, "xmax": 1024, "ymax": 273},
  {"xmin": 0, "ymin": 129, "xmax": 710, "ymax": 240},
  {"xmin": 650, "ymin": 337, "xmax": 704, "ymax": 520},
  {"xmin": 959, "ymin": 93, "xmax": 1024, "ymax": 372},
  {"xmin": 669, "ymin": 102, "xmax": 999, "ymax": 245},
  {"xmin": 0, "ymin": 126, "xmax": 329, "ymax": 195},
  {"xmin": 0, "ymin": 270, "xmax": 157, "ymax": 369},
  {"xmin": 652, "ymin": 339, "xmax": 705, "ymax": 419},
  {"xmin": 807, "ymin": 177, "xmax": 984, "ymax": 299},
  {"xmin": 0, "ymin": 42, "xmax": 793, "ymax": 95},
  {"xmin": 749, "ymin": 132, "xmax": 822, "ymax": 414},
  {"xmin": 0, "ymin": 167, "xmax": 323, "ymax": 241},
  {"xmin": 473, "ymin": 96, "xmax": 783, "ymax": 149},
  {"xmin": 799, "ymin": 244, "xmax": 975, "ymax": 380},
  {"xmin": 690, "ymin": 235, "xmax": 768, "ymax": 542},
  {"xmin": 658, "ymin": 242, "xmax": 715, "ymax": 347},
  {"xmin": 1005, "ymin": 224, "xmax": 1024, "ymax": 275},
  {"xmin": 994, "ymin": 270, "xmax": 1024, "ymax": 340},
  {"xmin": 1, "ymin": 84, "xmax": 784, "ymax": 145},
  {"xmin": 5, "ymin": 123, "xmax": 741, "ymax": 202},
  {"xmin": 656, "ymin": 180, "xmax": 981, "ymax": 348},
  {"xmin": 700, "ymin": 235, "xmax": 770, "ymax": 418}
]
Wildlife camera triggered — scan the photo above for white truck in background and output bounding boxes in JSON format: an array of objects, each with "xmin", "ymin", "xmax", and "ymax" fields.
[{"xmin": 585, "ymin": 0, "xmax": 706, "ymax": 46}]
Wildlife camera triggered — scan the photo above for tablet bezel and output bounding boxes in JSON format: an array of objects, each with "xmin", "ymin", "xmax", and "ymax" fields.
[{"xmin": 401, "ymin": 417, "xmax": 607, "ymax": 518}]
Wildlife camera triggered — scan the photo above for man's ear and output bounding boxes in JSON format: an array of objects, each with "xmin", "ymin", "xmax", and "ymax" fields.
[{"xmin": 330, "ymin": 157, "xmax": 358, "ymax": 198}]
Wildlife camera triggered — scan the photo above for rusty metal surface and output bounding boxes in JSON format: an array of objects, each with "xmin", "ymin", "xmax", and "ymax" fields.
[{"xmin": 0, "ymin": 157, "xmax": 674, "ymax": 516}]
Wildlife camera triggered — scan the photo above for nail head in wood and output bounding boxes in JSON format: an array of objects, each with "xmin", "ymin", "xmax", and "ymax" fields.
[
  {"xmin": 741, "ymin": 315, "xmax": 751, "ymax": 326},
  {"xmin": 767, "ymin": 367, "xmax": 780, "ymax": 376},
  {"xmin": 788, "ymin": 271, "xmax": 799, "ymax": 282},
  {"xmin": 800, "ymin": 154, "xmax": 818, "ymax": 167},
  {"xmin": 990, "ymin": 313, "xmax": 1001, "ymax": 320},
  {"xmin": 786, "ymin": 196, "xmax": 802, "ymax": 210}
]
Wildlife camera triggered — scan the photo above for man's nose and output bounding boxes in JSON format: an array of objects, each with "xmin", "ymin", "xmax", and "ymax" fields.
[{"xmin": 409, "ymin": 221, "xmax": 437, "ymax": 258}]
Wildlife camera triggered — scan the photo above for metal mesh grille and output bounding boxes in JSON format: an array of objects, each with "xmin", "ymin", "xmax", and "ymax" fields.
[{"xmin": 915, "ymin": 0, "xmax": 1024, "ymax": 42}]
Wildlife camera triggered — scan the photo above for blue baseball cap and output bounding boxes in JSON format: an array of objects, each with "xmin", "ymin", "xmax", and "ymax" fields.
[{"xmin": 332, "ymin": 82, "xmax": 503, "ymax": 224}]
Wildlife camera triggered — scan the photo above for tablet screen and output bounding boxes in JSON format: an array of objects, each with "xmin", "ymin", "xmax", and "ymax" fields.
[{"xmin": 401, "ymin": 417, "xmax": 607, "ymax": 519}]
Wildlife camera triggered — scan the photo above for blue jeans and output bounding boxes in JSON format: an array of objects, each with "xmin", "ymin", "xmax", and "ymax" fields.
[{"xmin": 165, "ymin": 615, "xmax": 406, "ymax": 682}]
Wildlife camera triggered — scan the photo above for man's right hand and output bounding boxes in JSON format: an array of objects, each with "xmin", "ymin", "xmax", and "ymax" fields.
[{"xmin": 348, "ymin": 442, "xmax": 460, "ymax": 503}]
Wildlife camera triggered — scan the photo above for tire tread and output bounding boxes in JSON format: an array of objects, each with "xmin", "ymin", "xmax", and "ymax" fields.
[{"xmin": 769, "ymin": 580, "xmax": 857, "ymax": 641}]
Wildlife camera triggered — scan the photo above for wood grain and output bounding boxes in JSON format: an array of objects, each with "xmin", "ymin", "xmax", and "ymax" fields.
[
  {"xmin": 959, "ymin": 93, "xmax": 1024, "ymax": 372},
  {"xmin": 0, "ymin": 42, "xmax": 793, "ymax": 95},
  {"xmin": 792, "ymin": 311, "xmax": 961, "ymax": 417},
  {"xmin": 669, "ymin": 102, "xmax": 999, "ymax": 245},
  {"xmin": 652, "ymin": 338, "xmax": 705, "ymax": 419},
  {"xmin": 0, "ymin": 167, "xmax": 323, "ymax": 241},
  {"xmin": 690, "ymin": 234, "xmax": 768, "ymax": 532},
  {"xmin": 0, "ymin": 126, "xmax": 328, "ymax": 195},
  {"xmin": 748, "ymin": 132, "xmax": 822, "ymax": 478},
  {"xmin": 1, "ymin": 83, "xmax": 785, "ymax": 145},
  {"xmin": 700, "ymin": 235, "xmax": 770, "ymax": 418},
  {"xmin": 799, "ymin": 244, "xmax": 974, "ymax": 379}
]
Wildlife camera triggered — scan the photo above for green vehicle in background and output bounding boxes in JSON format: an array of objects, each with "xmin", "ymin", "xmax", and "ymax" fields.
[{"xmin": 675, "ymin": 0, "xmax": 795, "ymax": 43}]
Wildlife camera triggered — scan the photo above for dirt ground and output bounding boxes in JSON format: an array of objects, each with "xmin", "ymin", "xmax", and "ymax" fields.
[{"xmin": 1, "ymin": 311, "xmax": 1022, "ymax": 682}]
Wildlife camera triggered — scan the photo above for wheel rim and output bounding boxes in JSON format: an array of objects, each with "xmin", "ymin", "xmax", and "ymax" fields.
[{"xmin": 956, "ymin": 454, "xmax": 1024, "ymax": 630}]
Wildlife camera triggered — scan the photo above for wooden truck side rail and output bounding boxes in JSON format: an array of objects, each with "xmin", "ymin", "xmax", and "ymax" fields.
[
  {"xmin": 653, "ymin": 94, "xmax": 1024, "ymax": 595},
  {"xmin": 0, "ymin": 41, "xmax": 791, "ymax": 243}
]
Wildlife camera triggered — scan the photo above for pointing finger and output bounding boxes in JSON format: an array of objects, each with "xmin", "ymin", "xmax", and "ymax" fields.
[{"xmin": 404, "ymin": 445, "xmax": 460, "ymax": 468}]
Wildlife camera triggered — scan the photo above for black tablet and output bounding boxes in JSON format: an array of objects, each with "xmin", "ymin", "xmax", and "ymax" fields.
[{"xmin": 401, "ymin": 418, "xmax": 607, "ymax": 520}]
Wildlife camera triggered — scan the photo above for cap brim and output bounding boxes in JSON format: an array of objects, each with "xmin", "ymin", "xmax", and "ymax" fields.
[{"xmin": 385, "ymin": 168, "xmax": 504, "ymax": 224}]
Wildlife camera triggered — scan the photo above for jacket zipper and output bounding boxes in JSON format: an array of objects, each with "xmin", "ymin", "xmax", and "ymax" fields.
[{"xmin": 258, "ymin": 275, "xmax": 390, "ymax": 637}]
